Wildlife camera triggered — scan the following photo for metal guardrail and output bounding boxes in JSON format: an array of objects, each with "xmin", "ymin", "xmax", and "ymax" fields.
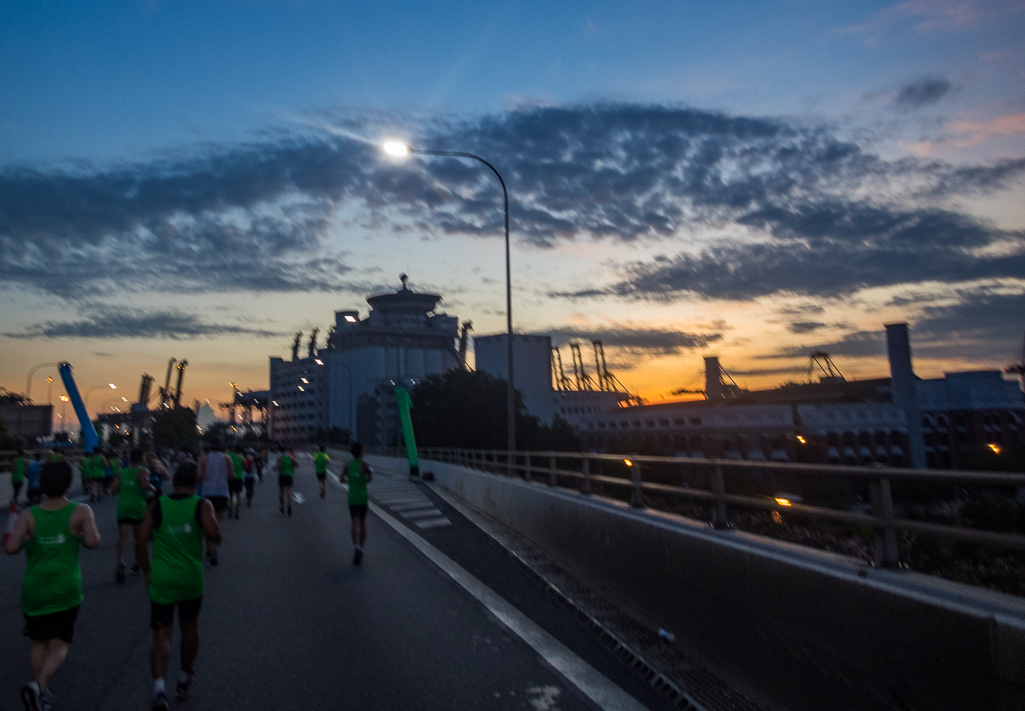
[{"xmin": 372, "ymin": 446, "xmax": 1025, "ymax": 568}]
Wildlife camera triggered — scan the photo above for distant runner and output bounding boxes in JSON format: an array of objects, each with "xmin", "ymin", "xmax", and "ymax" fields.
[
  {"xmin": 86, "ymin": 448, "xmax": 107, "ymax": 502},
  {"xmin": 227, "ymin": 446, "xmax": 244, "ymax": 520},
  {"xmin": 137, "ymin": 461, "xmax": 221, "ymax": 710},
  {"xmin": 113, "ymin": 449, "xmax": 154, "ymax": 584},
  {"xmin": 313, "ymin": 445, "xmax": 329, "ymax": 499},
  {"xmin": 276, "ymin": 447, "xmax": 297, "ymax": 516},
  {"xmin": 4, "ymin": 460, "xmax": 101, "ymax": 711},
  {"xmin": 197, "ymin": 442, "xmax": 232, "ymax": 565},
  {"xmin": 10, "ymin": 448, "xmax": 26, "ymax": 506},
  {"xmin": 341, "ymin": 442, "xmax": 373, "ymax": 565},
  {"xmin": 243, "ymin": 450, "xmax": 256, "ymax": 508},
  {"xmin": 25, "ymin": 453, "xmax": 44, "ymax": 506}
]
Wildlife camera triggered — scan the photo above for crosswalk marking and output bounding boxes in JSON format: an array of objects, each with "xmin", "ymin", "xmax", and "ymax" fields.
[
  {"xmin": 362, "ymin": 469, "xmax": 452, "ymax": 529},
  {"xmin": 415, "ymin": 517, "xmax": 452, "ymax": 529}
]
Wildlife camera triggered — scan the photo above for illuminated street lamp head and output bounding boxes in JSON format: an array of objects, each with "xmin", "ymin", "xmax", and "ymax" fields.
[
  {"xmin": 108, "ymin": 383, "xmax": 117, "ymax": 389},
  {"xmin": 60, "ymin": 395, "xmax": 69, "ymax": 402},
  {"xmin": 383, "ymin": 140, "xmax": 411, "ymax": 157}
]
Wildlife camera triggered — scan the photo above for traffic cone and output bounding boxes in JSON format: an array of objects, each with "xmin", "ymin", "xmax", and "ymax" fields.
[{"xmin": 2, "ymin": 501, "xmax": 18, "ymax": 546}]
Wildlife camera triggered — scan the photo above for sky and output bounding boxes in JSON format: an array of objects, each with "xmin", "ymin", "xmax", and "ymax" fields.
[{"xmin": 1, "ymin": 0, "xmax": 1024, "ymax": 423}]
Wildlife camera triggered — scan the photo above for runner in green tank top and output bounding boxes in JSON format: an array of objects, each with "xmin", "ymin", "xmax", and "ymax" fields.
[
  {"xmin": 113, "ymin": 449, "xmax": 155, "ymax": 584},
  {"xmin": 340, "ymin": 442, "xmax": 373, "ymax": 565},
  {"xmin": 276, "ymin": 447, "xmax": 297, "ymax": 516},
  {"xmin": 85, "ymin": 448, "xmax": 107, "ymax": 502},
  {"xmin": 4, "ymin": 460, "xmax": 100, "ymax": 711},
  {"xmin": 10, "ymin": 448, "xmax": 26, "ymax": 506},
  {"xmin": 313, "ymin": 444, "xmax": 330, "ymax": 499},
  {"xmin": 137, "ymin": 461, "xmax": 221, "ymax": 709}
]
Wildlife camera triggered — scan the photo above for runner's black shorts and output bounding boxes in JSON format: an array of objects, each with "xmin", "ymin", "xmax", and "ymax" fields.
[
  {"xmin": 316, "ymin": 471, "xmax": 327, "ymax": 481},
  {"xmin": 349, "ymin": 504, "xmax": 368, "ymax": 520},
  {"xmin": 228, "ymin": 479, "xmax": 244, "ymax": 494},
  {"xmin": 206, "ymin": 495, "xmax": 228, "ymax": 513},
  {"xmin": 150, "ymin": 597, "xmax": 202, "ymax": 629},
  {"xmin": 12, "ymin": 480, "xmax": 23, "ymax": 497},
  {"xmin": 117, "ymin": 517, "xmax": 143, "ymax": 526},
  {"xmin": 24, "ymin": 605, "xmax": 80, "ymax": 644},
  {"xmin": 278, "ymin": 475, "xmax": 294, "ymax": 488}
]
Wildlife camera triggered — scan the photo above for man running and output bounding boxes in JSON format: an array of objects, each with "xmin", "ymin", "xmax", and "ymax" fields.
[
  {"xmin": 137, "ymin": 461, "xmax": 221, "ymax": 710},
  {"xmin": 313, "ymin": 445, "xmax": 329, "ymax": 499},
  {"xmin": 26, "ymin": 453, "xmax": 44, "ymax": 506},
  {"xmin": 227, "ymin": 446, "xmax": 244, "ymax": 520},
  {"xmin": 10, "ymin": 448, "xmax": 26, "ymax": 506},
  {"xmin": 196, "ymin": 442, "xmax": 231, "ymax": 565},
  {"xmin": 113, "ymin": 449, "xmax": 154, "ymax": 584},
  {"xmin": 341, "ymin": 442, "xmax": 373, "ymax": 565},
  {"xmin": 4, "ymin": 460, "xmax": 101, "ymax": 711},
  {"xmin": 276, "ymin": 447, "xmax": 297, "ymax": 516},
  {"xmin": 86, "ymin": 448, "xmax": 107, "ymax": 502},
  {"xmin": 243, "ymin": 449, "xmax": 256, "ymax": 508}
]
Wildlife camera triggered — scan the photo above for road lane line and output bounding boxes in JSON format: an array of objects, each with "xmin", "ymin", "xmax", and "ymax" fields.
[
  {"xmin": 400, "ymin": 509, "xmax": 445, "ymax": 520},
  {"xmin": 352, "ymin": 487, "xmax": 650, "ymax": 710},
  {"xmin": 414, "ymin": 517, "xmax": 453, "ymax": 529}
]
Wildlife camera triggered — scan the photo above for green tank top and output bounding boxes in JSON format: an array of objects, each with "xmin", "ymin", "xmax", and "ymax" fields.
[
  {"xmin": 117, "ymin": 466, "xmax": 148, "ymax": 521},
  {"xmin": 80, "ymin": 456, "xmax": 93, "ymax": 480},
  {"xmin": 313, "ymin": 452, "xmax": 329, "ymax": 474},
  {"xmin": 149, "ymin": 496, "xmax": 204, "ymax": 605},
  {"xmin": 346, "ymin": 460, "xmax": 369, "ymax": 505},
  {"xmin": 12, "ymin": 456, "xmax": 26, "ymax": 484},
  {"xmin": 278, "ymin": 455, "xmax": 294, "ymax": 478},
  {"xmin": 229, "ymin": 452, "xmax": 244, "ymax": 479},
  {"xmin": 21, "ymin": 503, "xmax": 83, "ymax": 616}
]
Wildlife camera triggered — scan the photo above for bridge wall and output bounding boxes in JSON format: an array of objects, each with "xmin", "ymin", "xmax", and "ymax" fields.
[{"xmin": 368, "ymin": 455, "xmax": 1025, "ymax": 711}]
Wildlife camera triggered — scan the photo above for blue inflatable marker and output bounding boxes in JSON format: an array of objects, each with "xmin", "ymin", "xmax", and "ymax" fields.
[{"xmin": 58, "ymin": 362, "xmax": 100, "ymax": 452}]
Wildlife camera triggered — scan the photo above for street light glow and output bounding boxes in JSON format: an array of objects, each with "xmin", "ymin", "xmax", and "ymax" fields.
[
  {"xmin": 314, "ymin": 359, "xmax": 324, "ymax": 365},
  {"xmin": 60, "ymin": 395, "xmax": 69, "ymax": 402},
  {"xmin": 383, "ymin": 140, "xmax": 410, "ymax": 157},
  {"xmin": 108, "ymin": 383, "xmax": 117, "ymax": 389}
]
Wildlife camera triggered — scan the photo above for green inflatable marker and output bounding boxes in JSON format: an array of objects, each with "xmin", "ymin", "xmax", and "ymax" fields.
[{"xmin": 395, "ymin": 385, "xmax": 420, "ymax": 478}]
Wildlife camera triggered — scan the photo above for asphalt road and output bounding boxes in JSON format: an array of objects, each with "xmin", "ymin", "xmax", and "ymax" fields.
[{"xmin": 1, "ymin": 457, "xmax": 676, "ymax": 711}]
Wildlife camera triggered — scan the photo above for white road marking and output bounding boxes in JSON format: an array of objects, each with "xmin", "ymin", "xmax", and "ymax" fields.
[
  {"xmin": 338, "ymin": 476, "xmax": 650, "ymax": 711},
  {"xmin": 414, "ymin": 517, "xmax": 453, "ymax": 529},
  {"xmin": 401, "ymin": 509, "xmax": 447, "ymax": 520}
]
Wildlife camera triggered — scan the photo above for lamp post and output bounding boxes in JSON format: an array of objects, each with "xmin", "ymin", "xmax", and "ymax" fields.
[
  {"xmin": 26, "ymin": 362, "xmax": 59, "ymax": 400},
  {"xmin": 383, "ymin": 140, "xmax": 516, "ymax": 454},
  {"xmin": 84, "ymin": 383, "xmax": 118, "ymax": 416}
]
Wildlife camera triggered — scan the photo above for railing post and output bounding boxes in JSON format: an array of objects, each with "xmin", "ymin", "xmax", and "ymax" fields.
[
  {"xmin": 630, "ymin": 461, "xmax": 645, "ymax": 509},
  {"xmin": 711, "ymin": 464, "xmax": 729, "ymax": 529},
  {"xmin": 871, "ymin": 477, "xmax": 899, "ymax": 567},
  {"xmin": 549, "ymin": 456, "xmax": 557, "ymax": 487},
  {"xmin": 581, "ymin": 456, "xmax": 592, "ymax": 496},
  {"xmin": 507, "ymin": 450, "xmax": 513, "ymax": 478}
]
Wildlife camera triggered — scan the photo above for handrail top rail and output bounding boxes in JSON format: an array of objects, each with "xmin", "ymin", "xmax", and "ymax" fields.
[{"xmin": 414, "ymin": 447, "xmax": 1025, "ymax": 485}]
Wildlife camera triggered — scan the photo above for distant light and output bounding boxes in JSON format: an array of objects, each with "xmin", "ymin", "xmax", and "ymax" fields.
[
  {"xmin": 624, "ymin": 459, "xmax": 633, "ymax": 467},
  {"xmin": 120, "ymin": 396, "xmax": 128, "ymax": 402},
  {"xmin": 60, "ymin": 395, "xmax": 69, "ymax": 402},
  {"xmin": 989, "ymin": 444, "xmax": 1001, "ymax": 454},
  {"xmin": 46, "ymin": 377, "xmax": 54, "ymax": 383},
  {"xmin": 775, "ymin": 497, "xmax": 792, "ymax": 507},
  {"xmin": 298, "ymin": 386, "xmax": 305, "ymax": 392},
  {"xmin": 301, "ymin": 378, "xmax": 309, "ymax": 384},
  {"xmin": 383, "ymin": 141, "xmax": 410, "ymax": 157},
  {"xmin": 315, "ymin": 359, "xmax": 324, "ymax": 365},
  {"xmin": 796, "ymin": 435, "xmax": 806, "ymax": 444},
  {"xmin": 108, "ymin": 383, "xmax": 117, "ymax": 389},
  {"xmin": 344, "ymin": 315, "xmax": 358, "ymax": 323},
  {"xmin": 272, "ymin": 401, "xmax": 279, "ymax": 406}
]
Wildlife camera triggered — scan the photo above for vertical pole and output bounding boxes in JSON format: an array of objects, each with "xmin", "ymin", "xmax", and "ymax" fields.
[
  {"xmin": 549, "ymin": 456, "xmax": 557, "ymax": 487},
  {"xmin": 871, "ymin": 477, "xmax": 899, "ymax": 567},
  {"xmin": 630, "ymin": 461, "xmax": 645, "ymax": 509},
  {"xmin": 582, "ymin": 456, "xmax": 592, "ymax": 496},
  {"xmin": 711, "ymin": 464, "xmax": 729, "ymax": 529}
]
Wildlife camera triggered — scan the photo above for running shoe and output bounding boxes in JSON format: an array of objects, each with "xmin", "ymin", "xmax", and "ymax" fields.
[
  {"xmin": 39, "ymin": 691, "xmax": 54, "ymax": 711},
  {"xmin": 287, "ymin": 506, "xmax": 292, "ymax": 517},
  {"xmin": 280, "ymin": 505, "xmax": 284, "ymax": 514},
  {"xmin": 20, "ymin": 681, "xmax": 41, "ymax": 711},
  {"xmin": 176, "ymin": 671, "xmax": 196, "ymax": 700},
  {"xmin": 131, "ymin": 563, "xmax": 141, "ymax": 574},
  {"xmin": 320, "ymin": 490, "xmax": 325, "ymax": 499},
  {"xmin": 151, "ymin": 691, "xmax": 169, "ymax": 711},
  {"xmin": 353, "ymin": 548, "xmax": 363, "ymax": 565},
  {"xmin": 115, "ymin": 562, "xmax": 126, "ymax": 584}
]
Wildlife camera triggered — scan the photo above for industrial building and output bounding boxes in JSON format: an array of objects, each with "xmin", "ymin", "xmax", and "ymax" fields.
[
  {"xmin": 268, "ymin": 277, "xmax": 462, "ymax": 445},
  {"xmin": 564, "ymin": 324, "xmax": 1024, "ymax": 468}
]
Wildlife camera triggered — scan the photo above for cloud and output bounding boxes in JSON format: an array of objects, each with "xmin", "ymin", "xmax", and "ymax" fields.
[
  {"xmin": 3, "ymin": 102, "xmax": 1025, "ymax": 302},
  {"xmin": 788, "ymin": 322, "xmax": 827, "ymax": 334},
  {"xmin": 546, "ymin": 326, "xmax": 723, "ymax": 356},
  {"xmin": 835, "ymin": 0, "xmax": 1020, "ymax": 41},
  {"xmin": 4, "ymin": 308, "xmax": 282, "ymax": 340},
  {"xmin": 910, "ymin": 288, "xmax": 1025, "ymax": 358},
  {"xmin": 758, "ymin": 330, "xmax": 887, "ymax": 360},
  {"xmin": 893, "ymin": 77, "xmax": 953, "ymax": 110}
]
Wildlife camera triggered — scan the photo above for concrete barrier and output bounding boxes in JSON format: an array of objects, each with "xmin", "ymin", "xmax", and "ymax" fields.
[{"xmin": 368, "ymin": 455, "xmax": 1025, "ymax": 711}]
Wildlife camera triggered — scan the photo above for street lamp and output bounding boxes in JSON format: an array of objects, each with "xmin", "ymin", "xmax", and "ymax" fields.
[
  {"xmin": 84, "ymin": 383, "xmax": 118, "ymax": 415},
  {"xmin": 383, "ymin": 140, "xmax": 516, "ymax": 454},
  {"xmin": 26, "ymin": 362, "xmax": 59, "ymax": 400}
]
